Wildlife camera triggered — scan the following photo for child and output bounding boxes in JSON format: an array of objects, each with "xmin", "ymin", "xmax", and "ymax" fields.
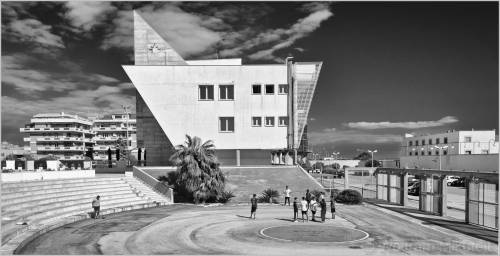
[
  {"xmin": 250, "ymin": 194, "xmax": 257, "ymax": 219},
  {"xmin": 300, "ymin": 197, "xmax": 309, "ymax": 222},
  {"xmin": 293, "ymin": 197, "xmax": 299, "ymax": 222},
  {"xmin": 330, "ymin": 196, "xmax": 336, "ymax": 219},
  {"xmin": 310, "ymin": 197, "xmax": 317, "ymax": 221}
]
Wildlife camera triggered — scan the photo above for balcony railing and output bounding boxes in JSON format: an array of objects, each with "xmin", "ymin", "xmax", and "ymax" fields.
[
  {"xmin": 93, "ymin": 127, "xmax": 136, "ymax": 132},
  {"xmin": 20, "ymin": 127, "xmax": 96, "ymax": 134},
  {"xmin": 93, "ymin": 146, "xmax": 117, "ymax": 151},
  {"xmin": 24, "ymin": 137, "xmax": 93, "ymax": 143},
  {"xmin": 37, "ymin": 146, "xmax": 85, "ymax": 151}
]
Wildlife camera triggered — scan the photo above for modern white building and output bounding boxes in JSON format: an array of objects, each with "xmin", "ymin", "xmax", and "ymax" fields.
[
  {"xmin": 92, "ymin": 113, "xmax": 137, "ymax": 161},
  {"xmin": 122, "ymin": 11, "xmax": 322, "ymax": 166},
  {"xmin": 400, "ymin": 130, "xmax": 499, "ymax": 172},
  {"xmin": 0, "ymin": 142, "xmax": 28, "ymax": 160},
  {"xmin": 20, "ymin": 113, "xmax": 95, "ymax": 162}
]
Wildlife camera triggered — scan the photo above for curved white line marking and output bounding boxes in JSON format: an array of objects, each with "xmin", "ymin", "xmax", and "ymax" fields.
[{"xmin": 259, "ymin": 225, "xmax": 370, "ymax": 244}]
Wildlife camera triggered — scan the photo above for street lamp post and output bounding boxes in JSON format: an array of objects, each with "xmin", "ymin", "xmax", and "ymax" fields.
[
  {"xmin": 121, "ymin": 105, "xmax": 131, "ymax": 166},
  {"xmin": 367, "ymin": 149, "xmax": 378, "ymax": 167},
  {"xmin": 433, "ymin": 146, "xmax": 453, "ymax": 170}
]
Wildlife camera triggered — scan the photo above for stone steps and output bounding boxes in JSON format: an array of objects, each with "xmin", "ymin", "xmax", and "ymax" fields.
[{"xmin": 1, "ymin": 175, "xmax": 172, "ymax": 246}]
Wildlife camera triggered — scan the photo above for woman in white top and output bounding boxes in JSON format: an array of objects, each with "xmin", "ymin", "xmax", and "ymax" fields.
[{"xmin": 300, "ymin": 197, "xmax": 309, "ymax": 222}]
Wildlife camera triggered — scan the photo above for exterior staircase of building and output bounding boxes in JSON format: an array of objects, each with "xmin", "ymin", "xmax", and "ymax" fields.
[
  {"xmin": 222, "ymin": 166, "xmax": 324, "ymax": 203},
  {"xmin": 1, "ymin": 175, "xmax": 171, "ymax": 247}
]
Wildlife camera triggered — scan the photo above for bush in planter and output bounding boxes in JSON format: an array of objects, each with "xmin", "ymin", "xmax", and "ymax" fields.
[
  {"xmin": 335, "ymin": 189, "xmax": 363, "ymax": 204},
  {"xmin": 217, "ymin": 190, "xmax": 235, "ymax": 203},
  {"xmin": 258, "ymin": 188, "xmax": 280, "ymax": 203}
]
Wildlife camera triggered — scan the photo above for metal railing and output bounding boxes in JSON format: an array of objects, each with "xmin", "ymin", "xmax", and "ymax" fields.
[{"xmin": 132, "ymin": 166, "xmax": 173, "ymax": 203}]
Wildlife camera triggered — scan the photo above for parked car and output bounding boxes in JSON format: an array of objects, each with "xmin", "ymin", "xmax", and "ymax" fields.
[
  {"xmin": 450, "ymin": 177, "xmax": 466, "ymax": 187},
  {"xmin": 408, "ymin": 182, "xmax": 420, "ymax": 196},
  {"xmin": 446, "ymin": 176, "xmax": 460, "ymax": 186}
]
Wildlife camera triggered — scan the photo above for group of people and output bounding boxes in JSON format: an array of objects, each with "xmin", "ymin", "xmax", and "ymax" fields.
[{"xmin": 250, "ymin": 186, "xmax": 336, "ymax": 222}]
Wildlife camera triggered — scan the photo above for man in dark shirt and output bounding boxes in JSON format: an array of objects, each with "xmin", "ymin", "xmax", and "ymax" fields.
[
  {"xmin": 250, "ymin": 194, "xmax": 257, "ymax": 219},
  {"xmin": 305, "ymin": 189, "xmax": 312, "ymax": 207},
  {"xmin": 92, "ymin": 195, "xmax": 100, "ymax": 219},
  {"xmin": 293, "ymin": 197, "xmax": 299, "ymax": 222}
]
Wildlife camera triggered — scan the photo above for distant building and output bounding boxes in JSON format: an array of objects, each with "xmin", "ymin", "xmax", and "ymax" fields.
[
  {"xmin": 92, "ymin": 113, "xmax": 137, "ymax": 161},
  {"xmin": 0, "ymin": 141, "xmax": 28, "ymax": 160},
  {"xmin": 20, "ymin": 113, "xmax": 95, "ymax": 162},
  {"xmin": 122, "ymin": 11, "xmax": 322, "ymax": 166},
  {"xmin": 400, "ymin": 130, "xmax": 499, "ymax": 172}
]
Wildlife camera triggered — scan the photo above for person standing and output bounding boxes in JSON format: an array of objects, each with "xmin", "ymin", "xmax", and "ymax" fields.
[
  {"xmin": 330, "ymin": 195, "xmax": 336, "ymax": 219},
  {"xmin": 283, "ymin": 185, "xmax": 291, "ymax": 206},
  {"xmin": 319, "ymin": 192, "xmax": 325, "ymax": 201},
  {"xmin": 305, "ymin": 189, "xmax": 312, "ymax": 207},
  {"xmin": 250, "ymin": 194, "xmax": 258, "ymax": 219},
  {"xmin": 92, "ymin": 195, "xmax": 101, "ymax": 219},
  {"xmin": 310, "ymin": 197, "xmax": 318, "ymax": 221},
  {"xmin": 300, "ymin": 197, "xmax": 309, "ymax": 222},
  {"xmin": 320, "ymin": 198, "xmax": 327, "ymax": 222},
  {"xmin": 292, "ymin": 197, "xmax": 299, "ymax": 222}
]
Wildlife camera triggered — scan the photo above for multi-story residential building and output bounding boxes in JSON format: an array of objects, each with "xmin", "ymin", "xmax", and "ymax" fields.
[
  {"xmin": 20, "ymin": 113, "xmax": 95, "ymax": 162},
  {"xmin": 400, "ymin": 130, "xmax": 499, "ymax": 172},
  {"xmin": 92, "ymin": 113, "xmax": 137, "ymax": 161},
  {"xmin": 122, "ymin": 11, "xmax": 322, "ymax": 166}
]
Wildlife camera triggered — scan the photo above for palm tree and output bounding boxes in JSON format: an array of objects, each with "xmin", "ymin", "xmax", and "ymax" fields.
[{"xmin": 170, "ymin": 135, "xmax": 225, "ymax": 204}]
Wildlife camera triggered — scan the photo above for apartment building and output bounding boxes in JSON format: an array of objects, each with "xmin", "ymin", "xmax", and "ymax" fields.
[
  {"xmin": 92, "ymin": 113, "xmax": 137, "ymax": 161},
  {"xmin": 400, "ymin": 130, "xmax": 499, "ymax": 172},
  {"xmin": 20, "ymin": 113, "xmax": 95, "ymax": 162},
  {"xmin": 122, "ymin": 11, "xmax": 322, "ymax": 166}
]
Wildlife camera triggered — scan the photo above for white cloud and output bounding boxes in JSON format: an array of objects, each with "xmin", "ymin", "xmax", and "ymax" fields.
[
  {"xmin": 65, "ymin": 2, "xmax": 117, "ymax": 31},
  {"xmin": 309, "ymin": 129, "xmax": 402, "ymax": 145},
  {"xmin": 101, "ymin": 3, "xmax": 332, "ymax": 62},
  {"xmin": 344, "ymin": 116, "xmax": 459, "ymax": 130},
  {"xmin": 4, "ymin": 19, "xmax": 64, "ymax": 48},
  {"xmin": 2, "ymin": 53, "xmax": 120, "ymax": 94}
]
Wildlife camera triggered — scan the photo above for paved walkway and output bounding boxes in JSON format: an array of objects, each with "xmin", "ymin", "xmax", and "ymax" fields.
[{"xmin": 17, "ymin": 203, "xmax": 498, "ymax": 255}]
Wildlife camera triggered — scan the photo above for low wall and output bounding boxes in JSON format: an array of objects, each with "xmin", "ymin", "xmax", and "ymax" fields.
[
  {"xmin": 132, "ymin": 166, "xmax": 174, "ymax": 202},
  {"xmin": 1, "ymin": 170, "xmax": 95, "ymax": 182}
]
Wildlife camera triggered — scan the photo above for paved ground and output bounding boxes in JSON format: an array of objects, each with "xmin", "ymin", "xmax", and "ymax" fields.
[{"xmin": 16, "ymin": 203, "xmax": 497, "ymax": 255}]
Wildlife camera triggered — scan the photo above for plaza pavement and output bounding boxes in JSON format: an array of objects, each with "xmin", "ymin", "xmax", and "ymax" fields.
[{"xmin": 17, "ymin": 203, "xmax": 497, "ymax": 255}]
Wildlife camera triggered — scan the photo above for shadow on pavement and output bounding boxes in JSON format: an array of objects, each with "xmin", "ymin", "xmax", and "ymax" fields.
[
  {"xmin": 370, "ymin": 202, "xmax": 498, "ymax": 244},
  {"xmin": 274, "ymin": 218, "xmax": 295, "ymax": 222},
  {"xmin": 235, "ymin": 215, "xmax": 252, "ymax": 219}
]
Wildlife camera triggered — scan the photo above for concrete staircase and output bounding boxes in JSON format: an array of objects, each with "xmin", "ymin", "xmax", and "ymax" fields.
[
  {"xmin": 1, "ymin": 175, "xmax": 171, "ymax": 246},
  {"xmin": 222, "ymin": 166, "xmax": 324, "ymax": 203}
]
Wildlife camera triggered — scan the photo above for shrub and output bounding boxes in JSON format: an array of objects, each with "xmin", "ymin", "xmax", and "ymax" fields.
[
  {"xmin": 259, "ymin": 188, "xmax": 280, "ymax": 203},
  {"xmin": 335, "ymin": 189, "xmax": 362, "ymax": 204},
  {"xmin": 329, "ymin": 188, "xmax": 341, "ymax": 199},
  {"xmin": 217, "ymin": 190, "xmax": 235, "ymax": 203}
]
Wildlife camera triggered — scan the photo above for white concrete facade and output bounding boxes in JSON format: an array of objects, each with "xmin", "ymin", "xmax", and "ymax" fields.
[
  {"xmin": 123, "ymin": 65, "xmax": 289, "ymax": 149},
  {"xmin": 92, "ymin": 113, "xmax": 137, "ymax": 161},
  {"xmin": 400, "ymin": 130, "xmax": 499, "ymax": 172}
]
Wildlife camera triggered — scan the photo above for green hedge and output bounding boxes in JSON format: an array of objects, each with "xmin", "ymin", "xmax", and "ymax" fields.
[{"xmin": 335, "ymin": 189, "xmax": 362, "ymax": 204}]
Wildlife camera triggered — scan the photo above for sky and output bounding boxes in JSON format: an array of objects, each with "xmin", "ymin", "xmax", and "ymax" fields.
[{"xmin": 1, "ymin": 2, "xmax": 498, "ymax": 159}]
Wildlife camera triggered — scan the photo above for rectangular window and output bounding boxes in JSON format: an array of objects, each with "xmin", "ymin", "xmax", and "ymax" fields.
[
  {"xmin": 465, "ymin": 150, "xmax": 472, "ymax": 155},
  {"xmin": 444, "ymin": 137, "xmax": 448, "ymax": 144},
  {"xmin": 278, "ymin": 84, "xmax": 289, "ymax": 94},
  {"xmin": 422, "ymin": 140, "xmax": 425, "ymax": 145},
  {"xmin": 443, "ymin": 150, "xmax": 447, "ymax": 155},
  {"xmin": 199, "ymin": 85, "xmax": 214, "ymax": 100},
  {"xmin": 219, "ymin": 85, "xmax": 234, "ymax": 100},
  {"xmin": 436, "ymin": 151, "xmax": 439, "ymax": 155},
  {"xmin": 219, "ymin": 117, "xmax": 234, "ymax": 132},
  {"xmin": 252, "ymin": 117, "xmax": 262, "ymax": 127},
  {"xmin": 429, "ymin": 139, "xmax": 433, "ymax": 145},
  {"xmin": 278, "ymin": 116, "xmax": 289, "ymax": 126},
  {"xmin": 464, "ymin": 136, "xmax": 472, "ymax": 143},
  {"xmin": 409, "ymin": 152, "xmax": 412, "ymax": 156},
  {"xmin": 415, "ymin": 151, "xmax": 418, "ymax": 156},
  {"xmin": 265, "ymin": 84, "xmax": 274, "ymax": 94},
  {"xmin": 265, "ymin": 116, "xmax": 275, "ymax": 126},
  {"xmin": 428, "ymin": 151, "xmax": 432, "ymax": 155},
  {"xmin": 252, "ymin": 84, "xmax": 261, "ymax": 94},
  {"xmin": 409, "ymin": 141, "xmax": 413, "ymax": 146},
  {"xmin": 481, "ymin": 150, "xmax": 489, "ymax": 154},
  {"xmin": 436, "ymin": 138, "xmax": 440, "ymax": 144},
  {"xmin": 416, "ymin": 141, "xmax": 419, "ymax": 146}
]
